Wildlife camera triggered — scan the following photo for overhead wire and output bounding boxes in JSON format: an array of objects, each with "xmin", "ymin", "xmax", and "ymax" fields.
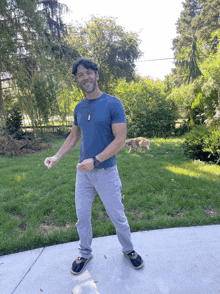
[{"xmin": 135, "ymin": 58, "xmax": 174, "ymax": 62}]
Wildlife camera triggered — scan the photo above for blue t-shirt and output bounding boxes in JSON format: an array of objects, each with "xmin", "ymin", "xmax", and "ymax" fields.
[{"xmin": 74, "ymin": 92, "xmax": 126, "ymax": 168}]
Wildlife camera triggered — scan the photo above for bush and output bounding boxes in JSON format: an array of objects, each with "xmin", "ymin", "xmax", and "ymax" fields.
[
  {"xmin": 114, "ymin": 79, "xmax": 178, "ymax": 138},
  {"xmin": 174, "ymin": 121, "xmax": 190, "ymax": 137},
  {"xmin": 5, "ymin": 108, "xmax": 23, "ymax": 136},
  {"xmin": 183, "ymin": 125, "xmax": 220, "ymax": 163},
  {"xmin": 188, "ymin": 89, "xmax": 219, "ymax": 127},
  {"xmin": 56, "ymin": 126, "xmax": 70, "ymax": 136},
  {"xmin": 203, "ymin": 128, "xmax": 220, "ymax": 164},
  {"xmin": 189, "ymin": 93, "xmax": 206, "ymax": 126}
]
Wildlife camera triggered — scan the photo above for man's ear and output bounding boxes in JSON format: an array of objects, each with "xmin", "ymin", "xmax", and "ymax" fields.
[{"xmin": 96, "ymin": 72, "xmax": 99, "ymax": 81}]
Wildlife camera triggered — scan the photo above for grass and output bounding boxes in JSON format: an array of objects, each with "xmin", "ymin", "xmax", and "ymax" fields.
[{"xmin": 0, "ymin": 137, "xmax": 220, "ymax": 255}]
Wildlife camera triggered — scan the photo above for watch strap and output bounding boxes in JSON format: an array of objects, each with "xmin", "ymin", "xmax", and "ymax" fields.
[{"xmin": 93, "ymin": 156, "xmax": 100, "ymax": 167}]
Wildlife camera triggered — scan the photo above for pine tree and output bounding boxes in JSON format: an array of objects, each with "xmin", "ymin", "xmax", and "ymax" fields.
[
  {"xmin": 172, "ymin": 0, "xmax": 202, "ymax": 84},
  {"xmin": 195, "ymin": 0, "xmax": 220, "ymax": 53},
  {"xmin": 172, "ymin": 0, "xmax": 220, "ymax": 84}
]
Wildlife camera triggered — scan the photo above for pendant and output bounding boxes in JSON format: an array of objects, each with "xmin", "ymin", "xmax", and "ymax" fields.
[{"xmin": 88, "ymin": 114, "xmax": 91, "ymax": 121}]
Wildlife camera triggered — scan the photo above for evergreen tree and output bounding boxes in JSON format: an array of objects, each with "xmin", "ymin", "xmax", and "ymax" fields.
[
  {"xmin": 195, "ymin": 0, "xmax": 220, "ymax": 53},
  {"xmin": 172, "ymin": 0, "xmax": 202, "ymax": 84},
  {"xmin": 172, "ymin": 0, "xmax": 220, "ymax": 85}
]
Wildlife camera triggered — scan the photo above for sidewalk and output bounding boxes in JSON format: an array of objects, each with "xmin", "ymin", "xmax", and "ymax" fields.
[{"xmin": 1, "ymin": 225, "xmax": 220, "ymax": 294}]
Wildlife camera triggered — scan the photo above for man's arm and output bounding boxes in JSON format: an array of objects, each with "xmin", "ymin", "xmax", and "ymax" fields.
[
  {"xmin": 77, "ymin": 123, "xmax": 126, "ymax": 172},
  {"xmin": 44, "ymin": 124, "xmax": 81, "ymax": 169},
  {"xmin": 97, "ymin": 122, "xmax": 127, "ymax": 162}
]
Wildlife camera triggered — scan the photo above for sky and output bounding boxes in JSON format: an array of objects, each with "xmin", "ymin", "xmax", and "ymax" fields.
[{"xmin": 60, "ymin": 0, "xmax": 184, "ymax": 80}]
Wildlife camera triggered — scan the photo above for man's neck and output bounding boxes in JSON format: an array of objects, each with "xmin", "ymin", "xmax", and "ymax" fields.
[{"xmin": 86, "ymin": 88, "xmax": 103, "ymax": 100}]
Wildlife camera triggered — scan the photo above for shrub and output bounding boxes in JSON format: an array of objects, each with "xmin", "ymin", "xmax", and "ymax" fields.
[
  {"xmin": 114, "ymin": 79, "xmax": 178, "ymax": 138},
  {"xmin": 189, "ymin": 93, "xmax": 206, "ymax": 126},
  {"xmin": 188, "ymin": 89, "xmax": 219, "ymax": 127},
  {"xmin": 5, "ymin": 108, "xmax": 23, "ymax": 136},
  {"xmin": 56, "ymin": 126, "xmax": 70, "ymax": 136},
  {"xmin": 203, "ymin": 128, "xmax": 220, "ymax": 164},
  {"xmin": 183, "ymin": 125, "xmax": 220, "ymax": 163},
  {"xmin": 174, "ymin": 120, "xmax": 190, "ymax": 137},
  {"xmin": 204, "ymin": 103, "xmax": 220, "ymax": 128}
]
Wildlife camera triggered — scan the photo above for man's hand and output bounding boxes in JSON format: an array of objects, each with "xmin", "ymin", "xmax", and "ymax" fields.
[
  {"xmin": 44, "ymin": 156, "xmax": 58, "ymax": 169},
  {"xmin": 76, "ymin": 158, "xmax": 94, "ymax": 172}
]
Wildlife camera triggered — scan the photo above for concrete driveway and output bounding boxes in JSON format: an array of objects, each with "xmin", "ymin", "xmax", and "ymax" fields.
[{"xmin": 1, "ymin": 225, "xmax": 220, "ymax": 294}]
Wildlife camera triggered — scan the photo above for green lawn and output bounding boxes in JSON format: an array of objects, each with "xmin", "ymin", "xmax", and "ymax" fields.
[{"xmin": 0, "ymin": 138, "xmax": 220, "ymax": 255}]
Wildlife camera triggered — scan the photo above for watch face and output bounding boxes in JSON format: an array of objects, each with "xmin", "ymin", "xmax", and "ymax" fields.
[
  {"xmin": 95, "ymin": 160, "xmax": 100, "ymax": 167},
  {"xmin": 94, "ymin": 157, "xmax": 100, "ymax": 167}
]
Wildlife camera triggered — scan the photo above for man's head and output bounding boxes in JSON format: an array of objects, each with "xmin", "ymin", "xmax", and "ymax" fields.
[
  {"xmin": 72, "ymin": 57, "xmax": 98, "ymax": 76},
  {"xmin": 72, "ymin": 58, "xmax": 99, "ymax": 94}
]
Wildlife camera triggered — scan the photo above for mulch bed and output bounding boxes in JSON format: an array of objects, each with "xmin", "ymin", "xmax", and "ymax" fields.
[{"xmin": 0, "ymin": 136, "xmax": 51, "ymax": 157}]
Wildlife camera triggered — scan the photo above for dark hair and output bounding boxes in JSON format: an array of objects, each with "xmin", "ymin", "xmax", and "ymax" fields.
[{"xmin": 72, "ymin": 57, "xmax": 98, "ymax": 76}]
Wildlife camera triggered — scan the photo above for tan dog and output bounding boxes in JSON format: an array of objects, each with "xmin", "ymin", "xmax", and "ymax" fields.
[
  {"xmin": 125, "ymin": 138, "xmax": 139, "ymax": 152},
  {"xmin": 125, "ymin": 137, "xmax": 150, "ymax": 152}
]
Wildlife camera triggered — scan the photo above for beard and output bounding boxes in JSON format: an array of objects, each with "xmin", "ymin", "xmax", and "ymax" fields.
[{"xmin": 80, "ymin": 80, "xmax": 97, "ymax": 94}]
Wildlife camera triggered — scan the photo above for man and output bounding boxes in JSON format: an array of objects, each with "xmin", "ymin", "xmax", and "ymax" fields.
[{"xmin": 44, "ymin": 57, "xmax": 144, "ymax": 275}]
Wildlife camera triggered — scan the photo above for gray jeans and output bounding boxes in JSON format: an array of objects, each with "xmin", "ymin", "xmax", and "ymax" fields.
[{"xmin": 75, "ymin": 165, "xmax": 134, "ymax": 259}]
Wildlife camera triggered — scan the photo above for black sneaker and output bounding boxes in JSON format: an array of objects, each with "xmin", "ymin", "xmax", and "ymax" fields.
[
  {"xmin": 124, "ymin": 250, "xmax": 144, "ymax": 269},
  {"xmin": 71, "ymin": 256, "xmax": 93, "ymax": 275}
]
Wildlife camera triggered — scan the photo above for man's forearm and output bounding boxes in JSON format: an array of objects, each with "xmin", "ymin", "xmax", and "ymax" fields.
[
  {"xmin": 96, "ymin": 138, "xmax": 125, "ymax": 163},
  {"xmin": 53, "ymin": 134, "xmax": 80, "ymax": 162}
]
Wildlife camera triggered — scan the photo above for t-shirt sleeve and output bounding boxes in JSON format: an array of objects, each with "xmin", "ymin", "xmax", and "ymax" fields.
[
  {"xmin": 73, "ymin": 108, "xmax": 78, "ymax": 126},
  {"xmin": 111, "ymin": 98, "xmax": 127, "ymax": 124}
]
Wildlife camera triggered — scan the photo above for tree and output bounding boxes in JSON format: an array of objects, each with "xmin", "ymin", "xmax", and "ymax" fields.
[
  {"xmin": 57, "ymin": 84, "xmax": 83, "ymax": 122},
  {"xmin": 195, "ymin": 0, "xmax": 220, "ymax": 53},
  {"xmin": 172, "ymin": 0, "xmax": 203, "ymax": 84},
  {"xmin": 169, "ymin": 29, "xmax": 220, "ymax": 128},
  {"xmin": 200, "ymin": 29, "xmax": 220, "ymax": 124},
  {"xmin": 68, "ymin": 16, "xmax": 142, "ymax": 93},
  {"xmin": 0, "ymin": 0, "xmax": 38, "ymax": 116},
  {"xmin": 167, "ymin": 1, "xmax": 220, "ymax": 134},
  {"xmin": 173, "ymin": 0, "xmax": 201, "ymax": 52},
  {"xmin": 0, "ymin": 0, "xmax": 77, "ymax": 124},
  {"xmin": 175, "ymin": 34, "xmax": 202, "ymax": 84},
  {"xmin": 172, "ymin": 0, "xmax": 220, "ymax": 85},
  {"xmin": 167, "ymin": 82, "xmax": 196, "ymax": 111},
  {"xmin": 0, "ymin": 0, "xmax": 69, "ymax": 72}
]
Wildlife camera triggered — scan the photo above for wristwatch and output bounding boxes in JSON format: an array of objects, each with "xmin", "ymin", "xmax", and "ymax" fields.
[{"xmin": 93, "ymin": 156, "xmax": 101, "ymax": 167}]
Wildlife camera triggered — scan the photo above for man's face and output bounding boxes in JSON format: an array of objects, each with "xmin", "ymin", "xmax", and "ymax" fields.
[{"xmin": 76, "ymin": 64, "xmax": 99, "ymax": 94}]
